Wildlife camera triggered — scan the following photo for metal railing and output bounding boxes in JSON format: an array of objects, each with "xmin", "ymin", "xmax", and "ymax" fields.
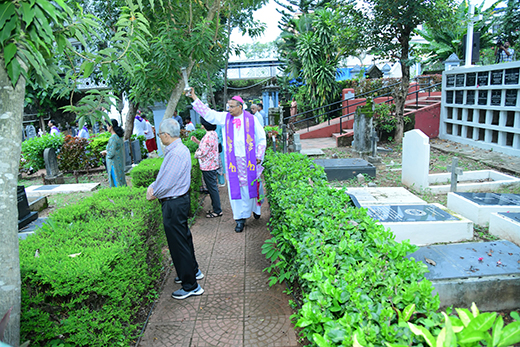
[{"xmin": 284, "ymin": 76, "xmax": 441, "ymax": 132}]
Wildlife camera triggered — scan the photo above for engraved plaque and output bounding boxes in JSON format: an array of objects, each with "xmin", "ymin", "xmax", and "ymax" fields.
[
  {"xmin": 477, "ymin": 71, "xmax": 489, "ymax": 86},
  {"xmin": 446, "ymin": 75, "xmax": 455, "ymax": 87},
  {"xmin": 491, "ymin": 90, "xmax": 502, "ymax": 106},
  {"xmin": 466, "ymin": 73, "xmax": 476, "ymax": 86},
  {"xmin": 466, "ymin": 90, "xmax": 475, "ymax": 105},
  {"xmin": 491, "ymin": 70, "xmax": 503, "ymax": 85},
  {"xmin": 478, "ymin": 90, "xmax": 487, "ymax": 105},
  {"xmin": 505, "ymin": 89, "xmax": 518, "ymax": 107},
  {"xmin": 446, "ymin": 91, "xmax": 454, "ymax": 104},
  {"xmin": 505, "ymin": 68, "xmax": 519, "ymax": 85},
  {"xmin": 456, "ymin": 74, "xmax": 465, "ymax": 87},
  {"xmin": 455, "ymin": 90, "xmax": 464, "ymax": 104}
]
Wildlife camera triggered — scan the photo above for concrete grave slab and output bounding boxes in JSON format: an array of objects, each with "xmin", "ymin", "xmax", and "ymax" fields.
[
  {"xmin": 345, "ymin": 187, "xmax": 427, "ymax": 206},
  {"xmin": 366, "ymin": 203, "xmax": 473, "ymax": 246},
  {"xmin": 448, "ymin": 192, "xmax": 520, "ymax": 226},
  {"xmin": 489, "ymin": 212, "xmax": 520, "ymax": 246},
  {"xmin": 25, "ymin": 183, "xmax": 100, "ymax": 196},
  {"xmin": 408, "ymin": 240, "xmax": 520, "ymax": 311},
  {"xmin": 428, "ymin": 170, "xmax": 520, "ymax": 194},
  {"xmin": 300, "ymin": 148, "xmax": 325, "ymax": 156},
  {"xmin": 18, "ymin": 217, "xmax": 48, "ymax": 240},
  {"xmin": 313, "ymin": 158, "xmax": 375, "ymax": 181}
]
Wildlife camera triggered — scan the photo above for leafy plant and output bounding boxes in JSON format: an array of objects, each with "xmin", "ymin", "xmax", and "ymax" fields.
[
  {"xmin": 21, "ymin": 133, "xmax": 65, "ymax": 171},
  {"xmin": 57, "ymin": 135, "xmax": 101, "ymax": 172}
]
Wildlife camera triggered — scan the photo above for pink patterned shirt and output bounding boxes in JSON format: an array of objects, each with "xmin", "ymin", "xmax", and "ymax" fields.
[{"xmin": 194, "ymin": 131, "xmax": 219, "ymax": 171}]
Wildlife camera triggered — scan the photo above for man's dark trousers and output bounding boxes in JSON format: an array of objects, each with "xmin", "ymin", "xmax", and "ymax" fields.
[{"xmin": 162, "ymin": 194, "xmax": 199, "ymax": 291}]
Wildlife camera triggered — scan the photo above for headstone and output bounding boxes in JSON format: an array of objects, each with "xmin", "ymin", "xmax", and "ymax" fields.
[
  {"xmin": 18, "ymin": 185, "xmax": 38, "ymax": 230},
  {"xmin": 367, "ymin": 203, "xmax": 473, "ymax": 245},
  {"xmin": 505, "ymin": 89, "xmax": 517, "ymax": 107},
  {"xmin": 477, "ymin": 71, "xmax": 489, "ymax": 86},
  {"xmin": 124, "ymin": 140, "xmax": 132, "ymax": 166},
  {"xmin": 353, "ymin": 102, "xmax": 374, "ymax": 155},
  {"xmin": 293, "ymin": 133, "xmax": 301, "ymax": 153},
  {"xmin": 25, "ymin": 125, "xmax": 37, "ymax": 139},
  {"xmin": 43, "ymin": 148, "xmax": 64, "ymax": 184},
  {"xmin": 357, "ymin": 173, "xmax": 365, "ymax": 185},
  {"xmin": 70, "ymin": 126, "xmax": 78, "ymax": 137},
  {"xmin": 448, "ymin": 157, "xmax": 463, "ymax": 192},
  {"xmin": 131, "ymin": 140, "xmax": 142, "ymax": 164},
  {"xmin": 312, "ymin": 158, "xmax": 376, "ymax": 181},
  {"xmin": 402, "ymin": 130, "xmax": 430, "ymax": 191},
  {"xmin": 447, "ymin": 192, "xmax": 520, "ymax": 226},
  {"xmin": 490, "ymin": 70, "xmax": 503, "ymax": 85},
  {"xmin": 466, "ymin": 73, "xmax": 476, "ymax": 86},
  {"xmin": 408, "ymin": 240, "xmax": 520, "ymax": 311},
  {"xmin": 505, "ymin": 68, "xmax": 519, "ymax": 85}
]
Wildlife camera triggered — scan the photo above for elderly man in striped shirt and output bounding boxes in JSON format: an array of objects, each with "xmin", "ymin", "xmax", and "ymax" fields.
[{"xmin": 146, "ymin": 118, "xmax": 204, "ymax": 300}]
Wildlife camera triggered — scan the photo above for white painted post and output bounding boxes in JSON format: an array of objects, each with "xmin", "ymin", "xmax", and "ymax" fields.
[{"xmin": 465, "ymin": 5, "xmax": 475, "ymax": 67}]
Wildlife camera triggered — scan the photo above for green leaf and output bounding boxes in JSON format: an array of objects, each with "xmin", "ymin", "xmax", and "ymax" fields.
[
  {"xmin": 467, "ymin": 312, "xmax": 496, "ymax": 333},
  {"xmin": 0, "ymin": 16, "xmax": 16, "ymax": 46},
  {"xmin": 313, "ymin": 333, "xmax": 332, "ymax": 347},
  {"xmin": 3, "ymin": 42, "xmax": 16, "ymax": 64},
  {"xmin": 408, "ymin": 322, "xmax": 435, "ymax": 347},
  {"xmin": 497, "ymin": 322, "xmax": 520, "ymax": 347},
  {"xmin": 458, "ymin": 330, "xmax": 487, "ymax": 344},
  {"xmin": 0, "ymin": 2, "xmax": 15, "ymax": 31},
  {"xmin": 82, "ymin": 62, "xmax": 95, "ymax": 79},
  {"xmin": 471, "ymin": 302, "xmax": 480, "ymax": 318},
  {"xmin": 492, "ymin": 316, "xmax": 504, "ymax": 347},
  {"xmin": 7, "ymin": 56, "xmax": 22, "ymax": 86},
  {"xmin": 327, "ymin": 328, "xmax": 346, "ymax": 343},
  {"xmin": 442, "ymin": 312, "xmax": 457, "ymax": 347},
  {"xmin": 511, "ymin": 311, "xmax": 520, "ymax": 321},
  {"xmin": 402, "ymin": 304, "xmax": 415, "ymax": 322},
  {"xmin": 20, "ymin": 2, "xmax": 35, "ymax": 27},
  {"xmin": 455, "ymin": 308, "xmax": 472, "ymax": 327}
]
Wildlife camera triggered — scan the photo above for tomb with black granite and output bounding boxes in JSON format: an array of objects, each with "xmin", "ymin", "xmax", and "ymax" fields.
[
  {"xmin": 124, "ymin": 140, "xmax": 132, "ymax": 166},
  {"xmin": 365, "ymin": 203, "xmax": 473, "ymax": 245},
  {"xmin": 43, "ymin": 148, "xmax": 64, "ymax": 184},
  {"xmin": 18, "ymin": 185, "xmax": 38, "ymax": 229},
  {"xmin": 131, "ymin": 140, "xmax": 142, "ymax": 164},
  {"xmin": 447, "ymin": 192, "xmax": 520, "ymax": 226},
  {"xmin": 312, "ymin": 158, "xmax": 376, "ymax": 181}
]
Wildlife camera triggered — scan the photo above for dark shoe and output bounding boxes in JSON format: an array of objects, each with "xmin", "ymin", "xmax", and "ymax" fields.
[
  {"xmin": 235, "ymin": 219, "xmax": 245, "ymax": 233},
  {"xmin": 253, "ymin": 212, "xmax": 261, "ymax": 220},
  {"xmin": 206, "ymin": 210, "xmax": 223, "ymax": 218},
  {"xmin": 174, "ymin": 269, "xmax": 204, "ymax": 284},
  {"xmin": 172, "ymin": 284, "xmax": 204, "ymax": 300}
]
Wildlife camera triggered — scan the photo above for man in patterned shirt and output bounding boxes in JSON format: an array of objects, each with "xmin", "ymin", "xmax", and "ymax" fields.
[
  {"xmin": 146, "ymin": 118, "xmax": 204, "ymax": 299},
  {"xmin": 187, "ymin": 88, "xmax": 266, "ymax": 233}
]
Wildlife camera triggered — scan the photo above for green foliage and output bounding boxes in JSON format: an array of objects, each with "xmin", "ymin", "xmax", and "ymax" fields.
[
  {"xmin": 19, "ymin": 187, "xmax": 166, "ymax": 347},
  {"xmin": 262, "ymin": 151, "xmax": 520, "ymax": 346},
  {"xmin": 182, "ymin": 128, "xmax": 206, "ymax": 153},
  {"xmin": 130, "ymin": 155, "xmax": 202, "ymax": 216},
  {"xmin": 21, "ymin": 133, "xmax": 64, "ymax": 171},
  {"xmin": 130, "ymin": 134, "xmax": 148, "ymax": 158},
  {"xmin": 57, "ymin": 135, "xmax": 101, "ymax": 172},
  {"xmin": 89, "ymin": 132, "xmax": 111, "ymax": 166}
]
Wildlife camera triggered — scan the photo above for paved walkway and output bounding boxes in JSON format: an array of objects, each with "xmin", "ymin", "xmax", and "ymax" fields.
[{"xmin": 138, "ymin": 186, "xmax": 300, "ymax": 347}]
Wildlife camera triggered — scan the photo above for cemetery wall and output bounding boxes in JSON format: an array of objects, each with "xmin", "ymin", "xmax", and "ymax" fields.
[
  {"xmin": 440, "ymin": 61, "xmax": 520, "ymax": 156},
  {"xmin": 414, "ymin": 102, "xmax": 441, "ymax": 138}
]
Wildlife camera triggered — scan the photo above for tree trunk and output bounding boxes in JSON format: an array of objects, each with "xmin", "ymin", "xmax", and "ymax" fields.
[
  {"xmin": 206, "ymin": 71, "xmax": 217, "ymax": 109},
  {"xmin": 0, "ymin": 58, "xmax": 26, "ymax": 347},
  {"xmin": 124, "ymin": 100, "xmax": 138, "ymax": 141},
  {"xmin": 164, "ymin": 61, "xmax": 195, "ymax": 119},
  {"xmin": 394, "ymin": 36, "xmax": 411, "ymax": 143}
]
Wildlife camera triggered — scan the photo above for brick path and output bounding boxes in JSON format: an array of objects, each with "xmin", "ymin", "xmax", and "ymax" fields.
[{"xmin": 138, "ymin": 186, "xmax": 301, "ymax": 347}]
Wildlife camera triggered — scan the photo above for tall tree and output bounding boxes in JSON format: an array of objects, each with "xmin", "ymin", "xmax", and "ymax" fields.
[
  {"xmin": 501, "ymin": 0, "xmax": 520, "ymax": 45},
  {"xmin": 364, "ymin": 0, "xmax": 453, "ymax": 143},
  {"xmin": 0, "ymin": 1, "xmax": 148, "ymax": 345}
]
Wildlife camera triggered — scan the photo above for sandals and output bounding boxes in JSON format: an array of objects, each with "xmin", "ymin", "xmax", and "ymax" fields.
[{"xmin": 206, "ymin": 210, "xmax": 223, "ymax": 218}]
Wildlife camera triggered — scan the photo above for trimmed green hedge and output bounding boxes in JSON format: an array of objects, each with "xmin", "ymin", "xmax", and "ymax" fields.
[
  {"xmin": 262, "ymin": 152, "xmax": 520, "ymax": 346},
  {"xmin": 19, "ymin": 187, "xmax": 166, "ymax": 347},
  {"xmin": 130, "ymin": 155, "xmax": 202, "ymax": 216},
  {"xmin": 21, "ymin": 133, "xmax": 64, "ymax": 171}
]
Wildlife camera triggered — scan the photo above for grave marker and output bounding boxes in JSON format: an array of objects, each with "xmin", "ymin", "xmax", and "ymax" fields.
[
  {"xmin": 124, "ymin": 140, "xmax": 132, "ymax": 166},
  {"xmin": 18, "ymin": 185, "xmax": 38, "ymax": 229},
  {"xmin": 25, "ymin": 125, "xmax": 37, "ymax": 139},
  {"xmin": 402, "ymin": 130, "xmax": 430, "ymax": 191},
  {"xmin": 312, "ymin": 158, "xmax": 375, "ymax": 181},
  {"xmin": 448, "ymin": 192, "xmax": 520, "ymax": 226},
  {"xmin": 43, "ymin": 148, "xmax": 64, "ymax": 184},
  {"xmin": 448, "ymin": 157, "xmax": 463, "ymax": 192},
  {"xmin": 489, "ymin": 212, "xmax": 520, "ymax": 246},
  {"xmin": 131, "ymin": 140, "xmax": 142, "ymax": 164}
]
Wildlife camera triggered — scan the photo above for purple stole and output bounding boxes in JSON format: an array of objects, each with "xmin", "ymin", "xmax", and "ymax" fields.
[
  {"xmin": 135, "ymin": 115, "xmax": 143, "ymax": 122},
  {"xmin": 226, "ymin": 111, "xmax": 257, "ymax": 200}
]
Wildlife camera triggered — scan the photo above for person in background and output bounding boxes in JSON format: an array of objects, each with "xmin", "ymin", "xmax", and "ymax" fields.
[
  {"xmin": 101, "ymin": 119, "xmax": 127, "ymax": 188},
  {"xmin": 290, "ymin": 97, "xmax": 298, "ymax": 119},
  {"xmin": 173, "ymin": 110, "xmax": 184, "ymax": 129},
  {"xmin": 257, "ymin": 103, "xmax": 267, "ymax": 126},
  {"xmin": 133, "ymin": 110, "xmax": 147, "ymax": 137},
  {"xmin": 147, "ymin": 118, "xmax": 204, "ymax": 300},
  {"xmin": 48, "ymin": 119, "xmax": 60, "ymax": 135},
  {"xmin": 188, "ymin": 88, "xmax": 266, "ymax": 233},
  {"xmin": 185, "ymin": 118, "xmax": 195, "ymax": 131},
  {"xmin": 191, "ymin": 118, "xmax": 222, "ymax": 218},
  {"xmin": 250, "ymin": 104, "xmax": 264, "ymax": 127},
  {"xmin": 143, "ymin": 114, "xmax": 158, "ymax": 152},
  {"xmin": 495, "ymin": 40, "xmax": 515, "ymax": 63},
  {"xmin": 77, "ymin": 122, "xmax": 89, "ymax": 139}
]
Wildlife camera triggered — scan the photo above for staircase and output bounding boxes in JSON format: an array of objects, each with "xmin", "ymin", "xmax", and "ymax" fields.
[{"xmin": 297, "ymin": 92, "xmax": 442, "ymax": 145}]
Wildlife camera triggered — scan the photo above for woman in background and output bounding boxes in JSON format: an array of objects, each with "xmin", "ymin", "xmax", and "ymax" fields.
[{"xmin": 101, "ymin": 119, "xmax": 127, "ymax": 187}]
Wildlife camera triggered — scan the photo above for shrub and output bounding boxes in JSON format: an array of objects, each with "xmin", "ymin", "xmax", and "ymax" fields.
[
  {"xmin": 89, "ymin": 132, "xmax": 111, "ymax": 166},
  {"xmin": 19, "ymin": 187, "xmax": 166, "ymax": 347},
  {"xmin": 182, "ymin": 127, "xmax": 206, "ymax": 153},
  {"xmin": 261, "ymin": 152, "xmax": 520, "ymax": 346},
  {"xmin": 131, "ymin": 155, "xmax": 202, "ymax": 216},
  {"xmin": 21, "ymin": 133, "xmax": 64, "ymax": 171},
  {"xmin": 57, "ymin": 135, "xmax": 101, "ymax": 172}
]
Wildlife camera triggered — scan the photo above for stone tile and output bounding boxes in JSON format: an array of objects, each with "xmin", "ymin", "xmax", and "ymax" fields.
[
  {"xmin": 244, "ymin": 316, "xmax": 300, "ymax": 347},
  {"xmin": 149, "ymin": 286, "xmax": 203, "ymax": 323},
  {"xmin": 244, "ymin": 292, "xmax": 294, "ymax": 318},
  {"xmin": 138, "ymin": 321, "xmax": 195, "ymax": 347},
  {"xmin": 190, "ymin": 318, "xmax": 244, "ymax": 347},
  {"xmin": 245, "ymin": 253, "xmax": 271, "ymax": 273},
  {"xmin": 198, "ymin": 294, "xmax": 244, "ymax": 320},
  {"xmin": 207, "ymin": 256, "xmax": 245, "ymax": 275},
  {"xmin": 203, "ymin": 273, "xmax": 245, "ymax": 295},
  {"xmin": 245, "ymin": 272, "xmax": 276, "ymax": 293}
]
